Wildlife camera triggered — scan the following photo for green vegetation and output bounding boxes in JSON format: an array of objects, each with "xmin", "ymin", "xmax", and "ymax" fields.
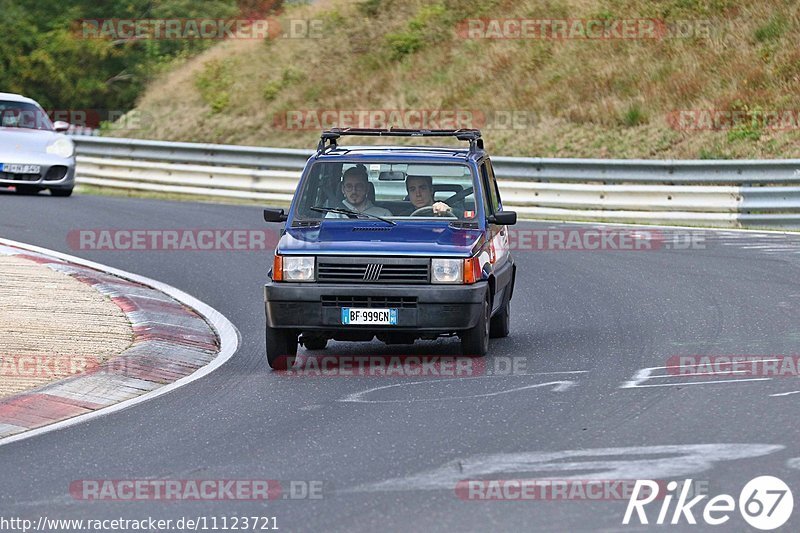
[
  {"xmin": 384, "ymin": 4, "xmax": 448, "ymax": 60},
  {"xmin": 195, "ymin": 60, "xmax": 235, "ymax": 113},
  {"xmin": 754, "ymin": 16, "xmax": 787, "ymax": 43},
  {"xmin": 73, "ymin": 0, "xmax": 800, "ymax": 158},
  {"xmin": 622, "ymin": 103, "xmax": 647, "ymax": 127},
  {"xmin": 0, "ymin": 0, "xmax": 281, "ymax": 112}
]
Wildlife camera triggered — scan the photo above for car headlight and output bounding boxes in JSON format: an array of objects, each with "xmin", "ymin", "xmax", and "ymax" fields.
[
  {"xmin": 46, "ymin": 138, "xmax": 75, "ymax": 158},
  {"xmin": 431, "ymin": 257, "xmax": 482, "ymax": 284},
  {"xmin": 273, "ymin": 255, "xmax": 315, "ymax": 282},
  {"xmin": 431, "ymin": 259, "xmax": 463, "ymax": 284}
]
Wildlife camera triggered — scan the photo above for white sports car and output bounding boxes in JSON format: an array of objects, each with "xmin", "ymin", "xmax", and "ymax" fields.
[{"xmin": 0, "ymin": 92, "xmax": 75, "ymax": 196}]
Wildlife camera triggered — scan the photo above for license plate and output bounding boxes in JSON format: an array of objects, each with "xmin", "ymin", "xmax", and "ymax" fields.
[
  {"xmin": 0, "ymin": 163, "xmax": 41, "ymax": 174},
  {"xmin": 342, "ymin": 308, "xmax": 397, "ymax": 325}
]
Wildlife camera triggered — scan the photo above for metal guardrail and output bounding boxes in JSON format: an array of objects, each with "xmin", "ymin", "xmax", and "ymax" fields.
[
  {"xmin": 74, "ymin": 136, "xmax": 312, "ymax": 170},
  {"xmin": 71, "ymin": 136, "xmax": 800, "ymax": 229},
  {"xmin": 66, "ymin": 126, "xmax": 100, "ymax": 136}
]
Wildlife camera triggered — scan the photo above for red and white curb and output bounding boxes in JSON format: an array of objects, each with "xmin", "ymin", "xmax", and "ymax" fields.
[{"xmin": 0, "ymin": 238, "xmax": 239, "ymax": 447}]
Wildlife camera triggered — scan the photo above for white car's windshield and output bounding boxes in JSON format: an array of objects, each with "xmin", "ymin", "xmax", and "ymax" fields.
[
  {"xmin": 0, "ymin": 101, "xmax": 53, "ymax": 131},
  {"xmin": 294, "ymin": 161, "xmax": 478, "ymax": 221}
]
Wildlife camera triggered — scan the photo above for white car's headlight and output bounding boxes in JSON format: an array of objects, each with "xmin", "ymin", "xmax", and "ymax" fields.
[
  {"xmin": 276, "ymin": 256, "xmax": 315, "ymax": 282},
  {"xmin": 431, "ymin": 258, "xmax": 463, "ymax": 284},
  {"xmin": 46, "ymin": 138, "xmax": 75, "ymax": 158}
]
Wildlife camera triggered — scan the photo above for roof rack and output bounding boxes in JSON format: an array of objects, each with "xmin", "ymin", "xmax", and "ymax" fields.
[{"xmin": 316, "ymin": 128, "xmax": 484, "ymax": 154}]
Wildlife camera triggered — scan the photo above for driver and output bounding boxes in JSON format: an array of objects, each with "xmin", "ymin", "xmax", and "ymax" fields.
[
  {"xmin": 326, "ymin": 164, "xmax": 392, "ymax": 218},
  {"xmin": 405, "ymin": 175, "xmax": 452, "ymax": 216}
]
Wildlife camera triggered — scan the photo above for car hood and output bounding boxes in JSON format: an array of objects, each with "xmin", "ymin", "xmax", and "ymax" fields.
[
  {"xmin": 278, "ymin": 221, "xmax": 485, "ymax": 257},
  {"xmin": 0, "ymin": 127, "xmax": 61, "ymax": 154}
]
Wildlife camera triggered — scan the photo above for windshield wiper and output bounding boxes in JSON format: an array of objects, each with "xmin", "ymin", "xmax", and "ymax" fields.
[{"xmin": 310, "ymin": 206, "xmax": 396, "ymax": 226}]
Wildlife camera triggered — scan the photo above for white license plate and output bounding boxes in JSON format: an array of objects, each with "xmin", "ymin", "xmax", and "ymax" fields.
[
  {"xmin": 341, "ymin": 308, "xmax": 398, "ymax": 325},
  {"xmin": 1, "ymin": 163, "xmax": 41, "ymax": 174}
]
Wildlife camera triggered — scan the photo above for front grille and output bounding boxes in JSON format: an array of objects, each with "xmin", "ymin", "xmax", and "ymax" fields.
[
  {"xmin": 0, "ymin": 172, "xmax": 41, "ymax": 181},
  {"xmin": 321, "ymin": 295, "xmax": 418, "ymax": 308},
  {"xmin": 317, "ymin": 257, "xmax": 429, "ymax": 284}
]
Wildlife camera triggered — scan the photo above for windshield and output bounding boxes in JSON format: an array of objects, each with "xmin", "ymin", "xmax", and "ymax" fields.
[
  {"xmin": 293, "ymin": 161, "xmax": 479, "ymax": 221},
  {"xmin": 0, "ymin": 101, "xmax": 53, "ymax": 130}
]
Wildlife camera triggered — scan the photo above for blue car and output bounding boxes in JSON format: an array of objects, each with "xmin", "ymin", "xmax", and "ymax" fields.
[{"xmin": 263, "ymin": 128, "xmax": 517, "ymax": 369}]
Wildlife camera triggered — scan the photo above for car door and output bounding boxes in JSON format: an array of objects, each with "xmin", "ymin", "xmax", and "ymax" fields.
[{"xmin": 480, "ymin": 159, "xmax": 513, "ymax": 314}]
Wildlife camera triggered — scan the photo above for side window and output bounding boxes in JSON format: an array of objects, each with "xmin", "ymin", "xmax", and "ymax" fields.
[
  {"xmin": 480, "ymin": 161, "xmax": 500, "ymax": 215},
  {"xmin": 486, "ymin": 160, "xmax": 502, "ymax": 211}
]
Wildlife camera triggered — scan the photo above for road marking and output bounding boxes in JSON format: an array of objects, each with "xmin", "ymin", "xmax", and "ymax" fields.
[
  {"xmin": 0, "ymin": 238, "xmax": 240, "ymax": 448},
  {"xmin": 620, "ymin": 360, "xmax": 777, "ymax": 389},
  {"xmin": 338, "ymin": 375, "xmax": 580, "ymax": 403},
  {"xmin": 347, "ymin": 444, "xmax": 784, "ymax": 493},
  {"xmin": 770, "ymin": 390, "xmax": 800, "ymax": 397},
  {"xmin": 525, "ymin": 370, "xmax": 589, "ymax": 375}
]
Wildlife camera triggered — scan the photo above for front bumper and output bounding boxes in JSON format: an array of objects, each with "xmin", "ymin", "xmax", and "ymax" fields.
[
  {"xmin": 264, "ymin": 281, "xmax": 488, "ymax": 332},
  {"xmin": 0, "ymin": 153, "xmax": 75, "ymax": 190}
]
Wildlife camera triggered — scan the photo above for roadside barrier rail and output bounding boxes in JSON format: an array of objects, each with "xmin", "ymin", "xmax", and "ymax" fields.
[{"xmin": 72, "ymin": 136, "xmax": 800, "ymax": 228}]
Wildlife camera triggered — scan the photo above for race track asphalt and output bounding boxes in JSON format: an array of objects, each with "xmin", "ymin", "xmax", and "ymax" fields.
[{"xmin": 1, "ymin": 191, "xmax": 798, "ymax": 531}]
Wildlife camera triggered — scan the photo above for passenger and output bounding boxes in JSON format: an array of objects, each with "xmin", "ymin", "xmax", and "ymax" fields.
[
  {"xmin": 405, "ymin": 175, "xmax": 452, "ymax": 216},
  {"xmin": 326, "ymin": 164, "xmax": 392, "ymax": 218}
]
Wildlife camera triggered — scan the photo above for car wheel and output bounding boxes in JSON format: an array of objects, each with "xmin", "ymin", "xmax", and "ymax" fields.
[
  {"xmin": 15, "ymin": 185, "xmax": 40, "ymax": 195},
  {"xmin": 50, "ymin": 188, "xmax": 73, "ymax": 197},
  {"xmin": 266, "ymin": 327, "xmax": 298, "ymax": 370},
  {"xmin": 461, "ymin": 294, "xmax": 490, "ymax": 357},
  {"xmin": 489, "ymin": 296, "xmax": 510, "ymax": 338},
  {"xmin": 302, "ymin": 336, "xmax": 328, "ymax": 350}
]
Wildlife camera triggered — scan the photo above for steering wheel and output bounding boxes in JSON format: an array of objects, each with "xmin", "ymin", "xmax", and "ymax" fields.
[
  {"xmin": 409, "ymin": 187, "xmax": 473, "ymax": 217},
  {"xmin": 410, "ymin": 205, "xmax": 458, "ymax": 218},
  {"xmin": 410, "ymin": 206, "xmax": 435, "ymax": 216}
]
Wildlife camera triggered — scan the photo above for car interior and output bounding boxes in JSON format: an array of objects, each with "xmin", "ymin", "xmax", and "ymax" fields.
[{"xmin": 308, "ymin": 164, "xmax": 477, "ymax": 219}]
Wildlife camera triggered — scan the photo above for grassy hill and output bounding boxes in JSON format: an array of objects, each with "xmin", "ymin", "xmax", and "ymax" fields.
[{"xmin": 107, "ymin": 0, "xmax": 800, "ymax": 159}]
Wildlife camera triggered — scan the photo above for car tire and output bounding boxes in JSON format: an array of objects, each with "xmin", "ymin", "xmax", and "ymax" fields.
[
  {"xmin": 266, "ymin": 327, "xmax": 298, "ymax": 370},
  {"xmin": 489, "ymin": 296, "xmax": 510, "ymax": 338},
  {"xmin": 461, "ymin": 294, "xmax": 490, "ymax": 357},
  {"xmin": 15, "ymin": 185, "xmax": 40, "ymax": 195},
  {"xmin": 302, "ymin": 336, "xmax": 328, "ymax": 350},
  {"xmin": 50, "ymin": 188, "xmax": 73, "ymax": 197}
]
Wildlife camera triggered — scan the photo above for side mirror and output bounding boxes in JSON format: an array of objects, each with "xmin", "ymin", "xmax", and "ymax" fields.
[
  {"xmin": 263, "ymin": 208, "xmax": 288, "ymax": 223},
  {"xmin": 488, "ymin": 211, "xmax": 517, "ymax": 226},
  {"xmin": 53, "ymin": 121, "xmax": 70, "ymax": 133}
]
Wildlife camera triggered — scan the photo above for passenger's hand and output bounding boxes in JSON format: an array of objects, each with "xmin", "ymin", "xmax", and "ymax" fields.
[{"xmin": 432, "ymin": 202, "xmax": 452, "ymax": 216}]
